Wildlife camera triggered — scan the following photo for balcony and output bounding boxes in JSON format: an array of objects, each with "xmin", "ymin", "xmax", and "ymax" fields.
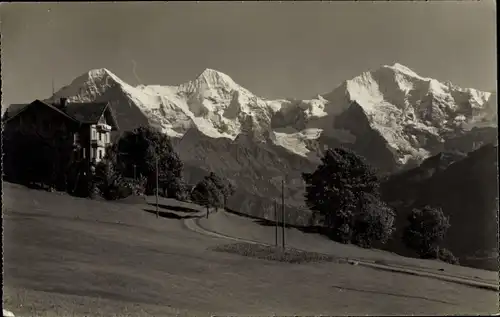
[{"xmin": 96, "ymin": 123, "xmax": 112, "ymax": 132}]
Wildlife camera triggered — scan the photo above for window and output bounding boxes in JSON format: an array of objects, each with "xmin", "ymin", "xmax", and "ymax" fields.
[
  {"xmin": 99, "ymin": 132, "xmax": 102, "ymax": 141},
  {"xmin": 98, "ymin": 150, "xmax": 103, "ymax": 160},
  {"xmin": 92, "ymin": 129, "xmax": 96, "ymax": 140},
  {"xmin": 92, "ymin": 148, "xmax": 97, "ymax": 159}
]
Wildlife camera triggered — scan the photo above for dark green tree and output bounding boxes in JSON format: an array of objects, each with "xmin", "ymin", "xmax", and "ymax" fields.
[
  {"xmin": 302, "ymin": 148, "xmax": 393, "ymax": 245},
  {"xmin": 191, "ymin": 177, "xmax": 225, "ymax": 217},
  {"xmin": 205, "ymin": 172, "xmax": 235, "ymax": 208},
  {"xmin": 403, "ymin": 205, "xmax": 451, "ymax": 258},
  {"xmin": 351, "ymin": 192, "xmax": 395, "ymax": 248},
  {"xmin": 112, "ymin": 126, "xmax": 185, "ymax": 196}
]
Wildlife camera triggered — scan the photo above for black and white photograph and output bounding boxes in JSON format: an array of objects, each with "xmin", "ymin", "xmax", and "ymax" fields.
[{"xmin": 1, "ymin": 2, "xmax": 498, "ymax": 316}]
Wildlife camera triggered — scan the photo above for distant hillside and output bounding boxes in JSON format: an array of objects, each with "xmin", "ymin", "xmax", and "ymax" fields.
[{"xmin": 381, "ymin": 144, "xmax": 499, "ymax": 270}]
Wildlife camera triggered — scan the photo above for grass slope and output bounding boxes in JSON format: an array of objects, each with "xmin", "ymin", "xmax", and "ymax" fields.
[
  {"xmin": 197, "ymin": 210, "xmax": 498, "ymax": 284},
  {"xmin": 3, "ymin": 182, "xmax": 498, "ymax": 316}
]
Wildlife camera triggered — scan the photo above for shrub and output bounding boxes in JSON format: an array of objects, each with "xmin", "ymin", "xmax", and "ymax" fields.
[
  {"xmin": 92, "ymin": 159, "xmax": 144, "ymax": 201},
  {"xmin": 437, "ymin": 247, "xmax": 460, "ymax": 265}
]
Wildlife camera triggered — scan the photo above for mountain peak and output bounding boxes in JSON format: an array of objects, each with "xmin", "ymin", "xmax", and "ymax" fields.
[
  {"xmin": 381, "ymin": 62, "xmax": 422, "ymax": 78},
  {"xmin": 88, "ymin": 67, "xmax": 112, "ymax": 76},
  {"xmin": 199, "ymin": 68, "xmax": 225, "ymax": 76},
  {"xmin": 181, "ymin": 68, "xmax": 239, "ymax": 93},
  {"xmin": 52, "ymin": 67, "xmax": 125, "ymax": 103},
  {"xmin": 197, "ymin": 68, "xmax": 235, "ymax": 83},
  {"xmin": 86, "ymin": 68, "xmax": 122, "ymax": 83}
]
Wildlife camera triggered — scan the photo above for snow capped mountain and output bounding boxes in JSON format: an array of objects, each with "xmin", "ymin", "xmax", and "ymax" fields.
[
  {"xmin": 9, "ymin": 62, "xmax": 494, "ymax": 221},
  {"xmin": 49, "ymin": 63, "xmax": 496, "ymax": 171},
  {"xmin": 274, "ymin": 62, "xmax": 496, "ymax": 166}
]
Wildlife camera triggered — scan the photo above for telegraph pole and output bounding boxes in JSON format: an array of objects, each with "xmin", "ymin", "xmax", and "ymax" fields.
[
  {"xmin": 155, "ymin": 157, "xmax": 159, "ymax": 218},
  {"xmin": 274, "ymin": 200, "xmax": 278, "ymax": 247},
  {"xmin": 281, "ymin": 178, "xmax": 285, "ymax": 249}
]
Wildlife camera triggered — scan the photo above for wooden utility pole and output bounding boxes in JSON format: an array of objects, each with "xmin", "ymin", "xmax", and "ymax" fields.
[
  {"xmin": 274, "ymin": 200, "xmax": 278, "ymax": 247},
  {"xmin": 281, "ymin": 178, "xmax": 285, "ymax": 249},
  {"xmin": 155, "ymin": 157, "xmax": 159, "ymax": 218}
]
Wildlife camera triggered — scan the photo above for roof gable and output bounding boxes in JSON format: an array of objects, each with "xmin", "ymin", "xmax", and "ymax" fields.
[
  {"xmin": 95, "ymin": 104, "xmax": 120, "ymax": 130},
  {"xmin": 3, "ymin": 103, "xmax": 28, "ymax": 120},
  {"xmin": 4, "ymin": 99, "xmax": 120, "ymax": 130},
  {"xmin": 3, "ymin": 99, "xmax": 78, "ymax": 123}
]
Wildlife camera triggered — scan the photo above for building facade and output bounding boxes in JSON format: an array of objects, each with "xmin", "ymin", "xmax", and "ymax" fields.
[{"xmin": 3, "ymin": 98, "xmax": 119, "ymax": 190}]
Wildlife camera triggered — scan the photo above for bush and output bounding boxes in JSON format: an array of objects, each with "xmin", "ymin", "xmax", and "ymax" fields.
[
  {"xmin": 92, "ymin": 158, "xmax": 146, "ymax": 201},
  {"xmin": 105, "ymin": 182, "xmax": 133, "ymax": 200},
  {"xmin": 438, "ymin": 247, "xmax": 460, "ymax": 265}
]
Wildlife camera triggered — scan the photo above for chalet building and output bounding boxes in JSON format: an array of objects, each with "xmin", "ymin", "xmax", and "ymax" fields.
[
  {"xmin": 3, "ymin": 98, "xmax": 119, "ymax": 163},
  {"xmin": 3, "ymin": 98, "xmax": 120, "ymax": 192}
]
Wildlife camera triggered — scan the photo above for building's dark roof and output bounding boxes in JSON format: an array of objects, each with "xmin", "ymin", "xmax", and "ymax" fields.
[
  {"xmin": 3, "ymin": 103, "xmax": 29, "ymax": 119},
  {"xmin": 63, "ymin": 102, "xmax": 109, "ymax": 124},
  {"xmin": 3, "ymin": 100, "xmax": 76, "ymax": 123},
  {"xmin": 3, "ymin": 100, "xmax": 117, "ymax": 129}
]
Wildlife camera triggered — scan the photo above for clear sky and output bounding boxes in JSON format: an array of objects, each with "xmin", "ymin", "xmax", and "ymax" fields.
[{"xmin": 1, "ymin": 1, "xmax": 496, "ymax": 107}]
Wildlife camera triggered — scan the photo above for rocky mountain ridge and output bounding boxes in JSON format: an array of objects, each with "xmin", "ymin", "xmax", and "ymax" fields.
[{"xmin": 7, "ymin": 63, "xmax": 497, "ymax": 220}]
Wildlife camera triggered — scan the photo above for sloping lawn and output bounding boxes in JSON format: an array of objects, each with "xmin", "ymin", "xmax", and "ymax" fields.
[{"xmin": 3, "ymin": 182, "xmax": 498, "ymax": 316}]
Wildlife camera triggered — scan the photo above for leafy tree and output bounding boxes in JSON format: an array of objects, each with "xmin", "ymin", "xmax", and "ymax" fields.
[
  {"xmin": 191, "ymin": 177, "xmax": 225, "ymax": 216},
  {"xmin": 156, "ymin": 170, "xmax": 189, "ymax": 201},
  {"xmin": 351, "ymin": 193, "xmax": 395, "ymax": 248},
  {"xmin": 302, "ymin": 148, "xmax": 394, "ymax": 245},
  {"xmin": 112, "ymin": 126, "xmax": 185, "ymax": 196},
  {"xmin": 205, "ymin": 172, "xmax": 235, "ymax": 208},
  {"xmin": 402, "ymin": 205, "xmax": 451, "ymax": 258}
]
